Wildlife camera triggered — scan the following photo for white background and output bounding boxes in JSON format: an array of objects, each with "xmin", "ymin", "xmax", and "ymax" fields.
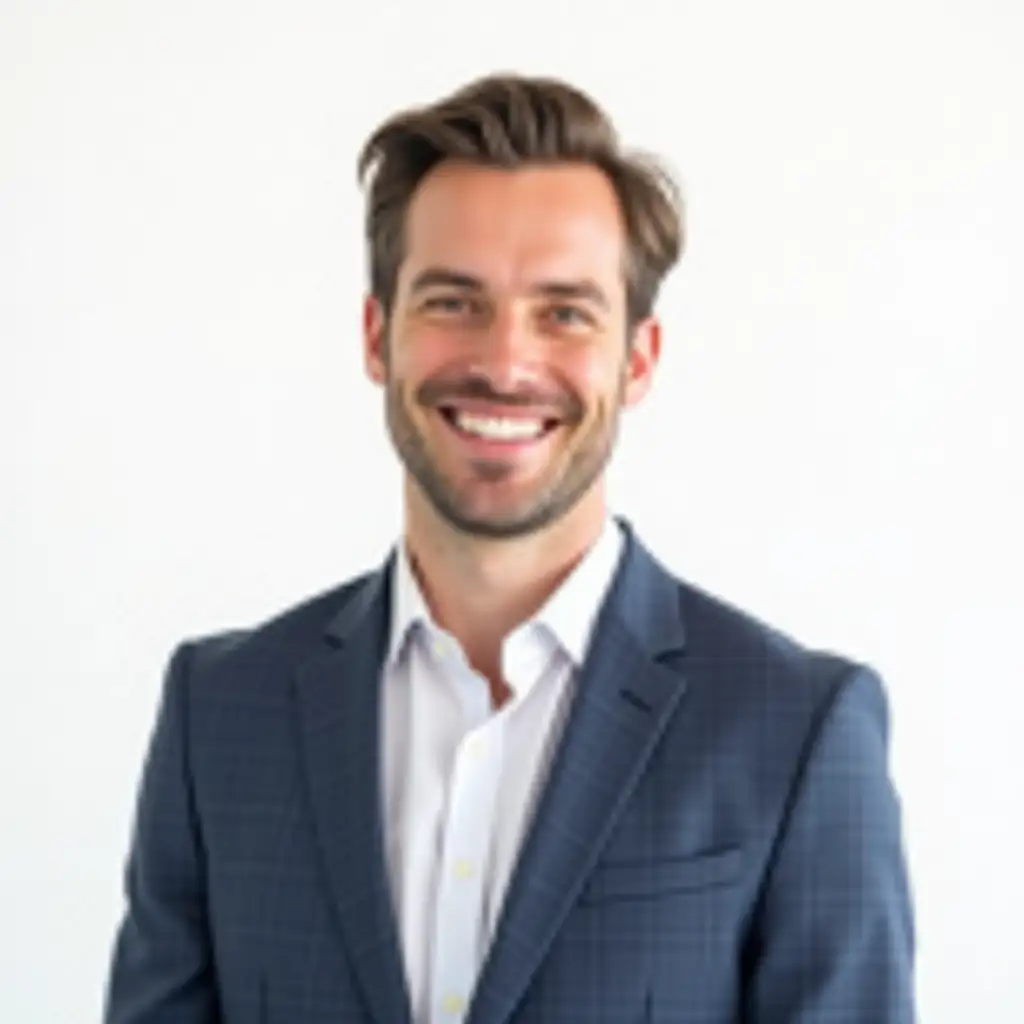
[{"xmin": 3, "ymin": 1, "xmax": 1022, "ymax": 1020}]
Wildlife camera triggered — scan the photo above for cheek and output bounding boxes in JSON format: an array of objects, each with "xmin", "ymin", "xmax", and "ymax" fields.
[
  {"xmin": 389, "ymin": 341, "xmax": 459, "ymax": 425},
  {"xmin": 389, "ymin": 322, "xmax": 454, "ymax": 380},
  {"xmin": 565, "ymin": 351, "xmax": 624, "ymax": 410}
]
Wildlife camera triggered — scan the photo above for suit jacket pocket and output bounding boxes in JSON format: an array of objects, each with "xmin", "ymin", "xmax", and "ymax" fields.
[{"xmin": 578, "ymin": 846, "xmax": 743, "ymax": 905}]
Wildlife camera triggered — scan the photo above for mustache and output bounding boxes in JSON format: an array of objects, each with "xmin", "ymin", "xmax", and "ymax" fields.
[{"xmin": 417, "ymin": 374, "xmax": 581, "ymax": 419}]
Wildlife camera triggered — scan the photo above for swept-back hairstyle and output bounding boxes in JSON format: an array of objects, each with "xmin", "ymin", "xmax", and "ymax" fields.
[{"xmin": 357, "ymin": 74, "xmax": 685, "ymax": 328}]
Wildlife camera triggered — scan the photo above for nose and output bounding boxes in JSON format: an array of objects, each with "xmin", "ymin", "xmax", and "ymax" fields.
[{"xmin": 472, "ymin": 306, "xmax": 542, "ymax": 394}]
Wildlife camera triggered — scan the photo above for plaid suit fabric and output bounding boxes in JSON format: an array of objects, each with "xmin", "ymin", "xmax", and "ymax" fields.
[{"xmin": 104, "ymin": 524, "xmax": 914, "ymax": 1023}]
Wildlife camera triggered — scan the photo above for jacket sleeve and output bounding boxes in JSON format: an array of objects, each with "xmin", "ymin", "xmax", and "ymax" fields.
[
  {"xmin": 103, "ymin": 642, "xmax": 220, "ymax": 1023},
  {"xmin": 744, "ymin": 666, "xmax": 916, "ymax": 1022}
]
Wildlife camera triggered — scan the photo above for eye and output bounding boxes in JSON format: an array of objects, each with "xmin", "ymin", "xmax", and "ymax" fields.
[
  {"xmin": 423, "ymin": 294, "xmax": 473, "ymax": 315},
  {"xmin": 547, "ymin": 304, "xmax": 594, "ymax": 328}
]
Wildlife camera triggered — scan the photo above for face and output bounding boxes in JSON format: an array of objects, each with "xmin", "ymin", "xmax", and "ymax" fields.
[{"xmin": 364, "ymin": 160, "xmax": 660, "ymax": 540}]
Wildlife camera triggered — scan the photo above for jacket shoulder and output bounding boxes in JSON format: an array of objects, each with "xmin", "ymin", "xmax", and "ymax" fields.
[
  {"xmin": 672, "ymin": 569, "xmax": 876, "ymax": 705},
  {"xmin": 176, "ymin": 568, "xmax": 380, "ymax": 682}
]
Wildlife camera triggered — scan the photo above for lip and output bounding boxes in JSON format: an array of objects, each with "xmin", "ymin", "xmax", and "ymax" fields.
[
  {"xmin": 435, "ymin": 407, "xmax": 561, "ymax": 459},
  {"xmin": 437, "ymin": 398, "xmax": 565, "ymax": 421}
]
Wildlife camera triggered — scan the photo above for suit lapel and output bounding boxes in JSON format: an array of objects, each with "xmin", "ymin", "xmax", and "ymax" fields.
[
  {"xmin": 292, "ymin": 561, "xmax": 412, "ymax": 1024},
  {"xmin": 289, "ymin": 523, "xmax": 688, "ymax": 1024},
  {"xmin": 467, "ymin": 523, "xmax": 690, "ymax": 1024}
]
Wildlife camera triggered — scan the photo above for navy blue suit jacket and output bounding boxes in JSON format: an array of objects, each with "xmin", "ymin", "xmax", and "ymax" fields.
[{"xmin": 104, "ymin": 521, "xmax": 915, "ymax": 1022}]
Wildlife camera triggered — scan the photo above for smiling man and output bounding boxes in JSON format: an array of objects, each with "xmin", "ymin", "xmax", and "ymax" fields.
[{"xmin": 104, "ymin": 75, "xmax": 916, "ymax": 1023}]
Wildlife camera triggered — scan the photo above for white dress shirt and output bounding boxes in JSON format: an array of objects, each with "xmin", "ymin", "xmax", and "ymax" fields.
[{"xmin": 380, "ymin": 518, "xmax": 625, "ymax": 1024}]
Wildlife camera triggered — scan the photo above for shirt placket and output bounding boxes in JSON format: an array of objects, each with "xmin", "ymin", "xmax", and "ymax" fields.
[{"xmin": 427, "ymin": 655, "xmax": 505, "ymax": 1023}]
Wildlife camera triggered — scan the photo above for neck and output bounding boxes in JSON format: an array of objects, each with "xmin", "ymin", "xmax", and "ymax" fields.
[{"xmin": 401, "ymin": 480, "xmax": 608, "ymax": 677}]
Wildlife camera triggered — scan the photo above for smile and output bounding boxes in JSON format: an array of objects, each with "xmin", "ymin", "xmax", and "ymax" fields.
[{"xmin": 437, "ymin": 406, "xmax": 563, "ymax": 448}]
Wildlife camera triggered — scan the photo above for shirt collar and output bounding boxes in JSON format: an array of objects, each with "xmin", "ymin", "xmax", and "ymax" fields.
[
  {"xmin": 525, "ymin": 516, "xmax": 623, "ymax": 667},
  {"xmin": 385, "ymin": 536, "xmax": 433, "ymax": 670},
  {"xmin": 385, "ymin": 517, "xmax": 625, "ymax": 671}
]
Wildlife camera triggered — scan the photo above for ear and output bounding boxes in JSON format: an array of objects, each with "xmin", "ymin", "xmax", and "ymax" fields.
[
  {"xmin": 621, "ymin": 316, "xmax": 662, "ymax": 408},
  {"xmin": 363, "ymin": 294, "xmax": 388, "ymax": 386}
]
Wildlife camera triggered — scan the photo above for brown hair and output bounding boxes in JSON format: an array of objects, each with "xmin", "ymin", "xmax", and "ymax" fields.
[{"xmin": 356, "ymin": 74, "xmax": 685, "ymax": 329}]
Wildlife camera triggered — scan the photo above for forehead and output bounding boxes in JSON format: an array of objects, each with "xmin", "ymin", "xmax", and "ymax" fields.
[{"xmin": 399, "ymin": 161, "xmax": 627, "ymax": 296}]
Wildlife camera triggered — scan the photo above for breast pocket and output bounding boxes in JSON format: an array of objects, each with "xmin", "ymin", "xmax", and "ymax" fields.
[{"xmin": 578, "ymin": 846, "xmax": 743, "ymax": 905}]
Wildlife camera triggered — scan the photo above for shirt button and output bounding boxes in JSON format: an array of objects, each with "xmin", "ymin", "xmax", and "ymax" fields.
[
  {"xmin": 454, "ymin": 859, "xmax": 474, "ymax": 878},
  {"xmin": 441, "ymin": 993, "xmax": 465, "ymax": 1015}
]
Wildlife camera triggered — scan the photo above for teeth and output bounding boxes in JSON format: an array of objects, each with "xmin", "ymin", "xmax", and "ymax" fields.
[{"xmin": 453, "ymin": 412, "xmax": 546, "ymax": 441}]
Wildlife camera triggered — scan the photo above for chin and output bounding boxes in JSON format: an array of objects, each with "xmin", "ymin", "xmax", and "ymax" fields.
[{"xmin": 429, "ymin": 494, "xmax": 552, "ymax": 539}]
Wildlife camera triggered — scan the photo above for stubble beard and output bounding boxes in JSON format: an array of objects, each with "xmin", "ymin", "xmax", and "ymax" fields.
[{"xmin": 382, "ymin": 366, "xmax": 626, "ymax": 541}]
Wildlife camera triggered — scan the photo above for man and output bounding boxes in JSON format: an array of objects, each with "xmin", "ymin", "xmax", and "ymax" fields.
[{"xmin": 104, "ymin": 74, "xmax": 915, "ymax": 1023}]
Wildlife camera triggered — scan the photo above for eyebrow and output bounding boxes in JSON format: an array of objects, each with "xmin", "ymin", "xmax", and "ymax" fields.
[
  {"xmin": 534, "ymin": 279, "xmax": 610, "ymax": 311},
  {"xmin": 408, "ymin": 266, "xmax": 611, "ymax": 311},
  {"xmin": 408, "ymin": 267, "xmax": 484, "ymax": 293}
]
